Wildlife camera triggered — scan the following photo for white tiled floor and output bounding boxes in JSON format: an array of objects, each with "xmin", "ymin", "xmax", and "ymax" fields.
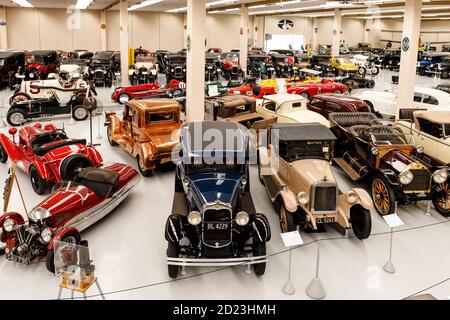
[{"xmin": 1, "ymin": 70, "xmax": 450, "ymax": 300}]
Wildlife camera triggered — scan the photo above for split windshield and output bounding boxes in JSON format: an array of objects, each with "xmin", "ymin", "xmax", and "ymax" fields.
[{"xmin": 279, "ymin": 140, "xmax": 331, "ymax": 162}]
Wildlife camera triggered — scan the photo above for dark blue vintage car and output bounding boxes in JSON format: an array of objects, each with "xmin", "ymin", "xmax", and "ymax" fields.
[
  {"xmin": 165, "ymin": 121, "xmax": 271, "ymax": 279},
  {"xmin": 417, "ymin": 53, "xmax": 449, "ymax": 75}
]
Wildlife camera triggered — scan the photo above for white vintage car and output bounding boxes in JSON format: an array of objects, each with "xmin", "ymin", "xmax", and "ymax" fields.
[
  {"xmin": 351, "ymin": 53, "xmax": 380, "ymax": 75},
  {"xmin": 129, "ymin": 55, "xmax": 158, "ymax": 84},
  {"xmin": 395, "ymin": 110, "xmax": 450, "ymax": 165},
  {"xmin": 256, "ymin": 93, "xmax": 330, "ymax": 127},
  {"xmin": 358, "ymin": 87, "xmax": 450, "ymax": 119},
  {"xmin": 59, "ymin": 59, "xmax": 89, "ymax": 78},
  {"xmin": 10, "ymin": 73, "xmax": 94, "ymax": 104}
]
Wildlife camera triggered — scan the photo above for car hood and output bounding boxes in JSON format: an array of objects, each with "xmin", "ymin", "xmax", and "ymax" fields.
[
  {"xmin": 26, "ymin": 63, "xmax": 44, "ymax": 70},
  {"xmin": 279, "ymin": 110, "xmax": 330, "ymax": 127},
  {"xmin": 188, "ymin": 171, "xmax": 245, "ymax": 207},
  {"xmin": 338, "ymin": 63, "xmax": 358, "ymax": 70}
]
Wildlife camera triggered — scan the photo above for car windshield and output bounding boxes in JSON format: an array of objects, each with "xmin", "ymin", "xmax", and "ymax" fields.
[
  {"xmin": 137, "ymin": 56, "xmax": 154, "ymax": 62},
  {"xmin": 146, "ymin": 111, "xmax": 176, "ymax": 124},
  {"xmin": 27, "ymin": 55, "xmax": 44, "ymax": 63},
  {"xmin": 279, "ymin": 140, "xmax": 331, "ymax": 162},
  {"xmin": 94, "ymin": 52, "xmax": 112, "ymax": 60},
  {"xmin": 367, "ymin": 128, "xmax": 415, "ymax": 146},
  {"xmin": 337, "ymin": 58, "xmax": 352, "ymax": 64},
  {"xmin": 187, "ymin": 157, "xmax": 244, "ymax": 172}
]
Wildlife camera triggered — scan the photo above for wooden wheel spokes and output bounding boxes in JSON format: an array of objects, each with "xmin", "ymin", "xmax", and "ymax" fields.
[
  {"xmin": 436, "ymin": 182, "xmax": 450, "ymax": 211},
  {"xmin": 373, "ymin": 179, "xmax": 390, "ymax": 215},
  {"xmin": 280, "ymin": 207, "xmax": 288, "ymax": 233}
]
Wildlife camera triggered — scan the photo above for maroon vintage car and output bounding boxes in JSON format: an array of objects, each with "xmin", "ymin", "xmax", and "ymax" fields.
[
  {"xmin": 22, "ymin": 50, "xmax": 59, "ymax": 80},
  {"xmin": 111, "ymin": 79, "xmax": 185, "ymax": 104},
  {"xmin": 0, "ymin": 123, "xmax": 103, "ymax": 195},
  {"xmin": 307, "ymin": 94, "xmax": 372, "ymax": 119},
  {"xmin": 0, "ymin": 163, "xmax": 141, "ymax": 273}
]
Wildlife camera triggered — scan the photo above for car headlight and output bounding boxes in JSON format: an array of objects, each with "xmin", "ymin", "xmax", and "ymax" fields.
[
  {"xmin": 28, "ymin": 207, "xmax": 51, "ymax": 222},
  {"xmin": 3, "ymin": 218, "xmax": 15, "ymax": 232},
  {"xmin": 416, "ymin": 145, "xmax": 424, "ymax": 154},
  {"xmin": 371, "ymin": 147, "xmax": 379, "ymax": 156},
  {"xmin": 41, "ymin": 227, "xmax": 53, "ymax": 243},
  {"xmin": 171, "ymin": 68, "xmax": 174, "ymax": 72},
  {"xmin": 399, "ymin": 170, "xmax": 414, "ymax": 185},
  {"xmin": 346, "ymin": 191, "xmax": 359, "ymax": 204},
  {"xmin": 236, "ymin": 211, "xmax": 250, "ymax": 226},
  {"xmin": 187, "ymin": 211, "xmax": 202, "ymax": 226},
  {"xmin": 297, "ymin": 192, "xmax": 309, "ymax": 205},
  {"xmin": 29, "ymin": 73, "xmax": 34, "ymax": 78},
  {"xmin": 433, "ymin": 169, "xmax": 448, "ymax": 184}
]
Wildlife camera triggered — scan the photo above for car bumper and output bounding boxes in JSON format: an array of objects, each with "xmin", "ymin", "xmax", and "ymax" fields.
[{"xmin": 167, "ymin": 255, "xmax": 268, "ymax": 267}]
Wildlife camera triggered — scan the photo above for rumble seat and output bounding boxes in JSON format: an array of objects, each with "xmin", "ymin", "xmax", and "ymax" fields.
[{"xmin": 77, "ymin": 167, "xmax": 120, "ymax": 198}]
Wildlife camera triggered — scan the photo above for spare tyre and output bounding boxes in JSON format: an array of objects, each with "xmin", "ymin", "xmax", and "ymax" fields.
[
  {"xmin": 60, "ymin": 154, "xmax": 92, "ymax": 181},
  {"xmin": 252, "ymin": 85, "xmax": 262, "ymax": 97}
]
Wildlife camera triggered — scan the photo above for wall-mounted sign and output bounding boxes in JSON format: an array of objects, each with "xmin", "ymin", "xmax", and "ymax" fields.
[
  {"xmin": 402, "ymin": 36, "xmax": 410, "ymax": 52},
  {"xmin": 314, "ymin": 27, "xmax": 318, "ymax": 34},
  {"xmin": 101, "ymin": 23, "xmax": 106, "ymax": 30},
  {"xmin": 0, "ymin": 21, "xmax": 6, "ymax": 27},
  {"xmin": 278, "ymin": 19, "xmax": 294, "ymax": 30},
  {"xmin": 255, "ymin": 26, "xmax": 259, "ymax": 32}
]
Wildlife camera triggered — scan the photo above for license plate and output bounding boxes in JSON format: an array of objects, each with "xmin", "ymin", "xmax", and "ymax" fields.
[
  {"xmin": 207, "ymin": 223, "xmax": 228, "ymax": 230},
  {"xmin": 316, "ymin": 217, "xmax": 335, "ymax": 224}
]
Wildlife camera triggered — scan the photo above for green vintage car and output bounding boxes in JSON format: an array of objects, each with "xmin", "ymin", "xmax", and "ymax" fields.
[{"xmin": 247, "ymin": 54, "xmax": 274, "ymax": 79}]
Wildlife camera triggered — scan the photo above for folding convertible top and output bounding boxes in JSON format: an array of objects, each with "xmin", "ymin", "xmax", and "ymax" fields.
[{"xmin": 272, "ymin": 122, "xmax": 336, "ymax": 142}]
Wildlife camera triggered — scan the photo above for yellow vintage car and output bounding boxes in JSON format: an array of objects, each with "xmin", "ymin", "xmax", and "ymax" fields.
[
  {"xmin": 257, "ymin": 69, "xmax": 322, "ymax": 87},
  {"xmin": 330, "ymin": 56, "xmax": 359, "ymax": 76}
]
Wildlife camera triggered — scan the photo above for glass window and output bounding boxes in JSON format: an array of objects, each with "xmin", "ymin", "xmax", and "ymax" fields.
[
  {"xmin": 417, "ymin": 118, "xmax": 444, "ymax": 138},
  {"xmin": 413, "ymin": 93, "xmax": 423, "ymax": 103},
  {"xmin": 132, "ymin": 110, "xmax": 139, "ymax": 126},
  {"xmin": 309, "ymin": 99, "xmax": 323, "ymax": 109},
  {"xmin": 324, "ymin": 102, "xmax": 342, "ymax": 112},
  {"xmin": 264, "ymin": 102, "xmax": 276, "ymax": 112},
  {"xmin": 265, "ymin": 34, "xmax": 305, "ymax": 52},
  {"xmin": 422, "ymin": 94, "xmax": 439, "ymax": 105},
  {"xmin": 147, "ymin": 112, "xmax": 175, "ymax": 123}
]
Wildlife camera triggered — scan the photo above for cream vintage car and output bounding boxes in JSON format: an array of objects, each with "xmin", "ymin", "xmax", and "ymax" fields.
[
  {"xmin": 258, "ymin": 122, "xmax": 373, "ymax": 238},
  {"xmin": 395, "ymin": 110, "xmax": 450, "ymax": 165},
  {"xmin": 256, "ymin": 93, "xmax": 330, "ymax": 127}
]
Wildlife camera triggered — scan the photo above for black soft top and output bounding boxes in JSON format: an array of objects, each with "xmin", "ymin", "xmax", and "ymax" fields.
[
  {"xmin": 30, "ymin": 50, "xmax": 57, "ymax": 56},
  {"xmin": 272, "ymin": 123, "xmax": 336, "ymax": 142},
  {"xmin": 0, "ymin": 51, "xmax": 24, "ymax": 59}
]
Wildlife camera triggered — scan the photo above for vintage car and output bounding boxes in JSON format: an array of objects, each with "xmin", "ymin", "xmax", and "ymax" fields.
[
  {"xmin": 359, "ymin": 87, "xmax": 450, "ymax": 119},
  {"xmin": 0, "ymin": 163, "xmax": 140, "ymax": 273},
  {"xmin": 129, "ymin": 54, "xmax": 158, "ymax": 85},
  {"xmin": 105, "ymin": 99, "xmax": 182, "ymax": 176},
  {"xmin": 258, "ymin": 123, "xmax": 372, "ymax": 238},
  {"xmin": 10, "ymin": 72, "xmax": 96, "ymax": 104},
  {"xmin": 0, "ymin": 51, "xmax": 25, "ymax": 89},
  {"xmin": 256, "ymin": 94, "xmax": 330, "ymax": 127},
  {"xmin": 166, "ymin": 53, "xmax": 187, "ymax": 82},
  {"xmin": 59, "ymin": 59, "xmax": 89, "ymax": 79},
  {"xmin": 20, "ymin": 50, "xmax": 59, "ymax": 80},
  {"xmin": 307, "ymin": 94, "xmax": 372, "ymax": 119},
  {"xmin": 165, "ymin": 121, "xmax": 271, "ymax": 278},
  {"xmin": 90, "ymin": 51, "xmax": 116, "ymax": 87},
  {"xmin": 247, "ymin": 53, "xmax": 273, "ymax": 79},
  {"xmin": 205, "ymin": 53, "xmax": 219, "ymax": 82},
  {"xmin": 111, "ymin": 79, "xmax": 185, "ymax": 104},
  {"xmin": 351, "ymin": 53, "xmax": 380, "ymax": 75},
  {"xmin": 330, "ymin": 56, "xmax": 359, "ymax": 76},
  {"xmin": 154, "ymin": 50, "xmax": 171, "ymax": 74},
  {"xmin": 417, "ymin": 53, "xmax": 449, "ymax": 75},
  {"xmin": 436, "ymin": 82, "xmax": 450, "ymax": 94},
  {"xmin": 341, "ymin": 74, "xmax": 376, "ymax": 90},
  {"xmin": 7, "ymin": 93, "xmax": 94, "ymax": 126},
  {"xmin": 206, "ymin": 48, "xmax": 222, "ymax": 54},
  {"xmin": 381, "ymin": 49, "xmax": 401, "ymax": 70},
  {"xmin": 205, "ymin": 94, "xmax": 277, "ymax": 131},
  {"xmin": 310, "ymin": 55, "xmax": 334, "ymax": 76},
  {"xmin": 217, "ymin": 52, "xmax": 243, "ymax": 80},
  {"xmin": 426, "ymin": 56, "xmax": 450, "ymax": 79},
  {"xmin": 73, "ymin": 49, "xmax": 94, "ymax": 62},
  {"xmin": 269, "ymin": 52, "xmax": 292, "ymax": 78},
  {"xmin": 329, "ymin": 112, "xmax": 450, "ymax": 215},
  {"xmin": 0, "ymin": 124, "xmax": 103, "ymax": 194}
]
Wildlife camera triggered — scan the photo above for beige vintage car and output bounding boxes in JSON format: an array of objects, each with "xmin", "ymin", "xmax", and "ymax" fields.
[
  {"xmin": 258, "ymin": 122, "xmax": 373, "ymax": 239},
  {"xmin": 256, "ymin": 93, "xmax": 330, "ymax": 127},
  {"xmin": 105, "ymin": 99, "xmax": 181, "ymax": 176},
  {"xmin": 395, "ymin": 110, "xmax": 450, "ymax": 165}
]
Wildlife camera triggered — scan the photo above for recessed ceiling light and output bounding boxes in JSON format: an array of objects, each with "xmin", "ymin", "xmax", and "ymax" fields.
[
  {"xmin": 11, "ymin": 0, "xmax": 33, "ymax": 7},
  {"xmin": 75, "ymin": 0, "xmax": 92, "ymax": 10},
  {"xmin": 129, "ymin": 0, "xmax": 164, "ymax": 11}
]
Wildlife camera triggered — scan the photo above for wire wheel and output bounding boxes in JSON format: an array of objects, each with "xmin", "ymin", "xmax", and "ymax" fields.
[
  {"xmin": 371, "ymin": 175, "xmax": 395, "ymax": 215},
  {"xmin": 433, "ymin": 182, "xmax": 450, "ymax": 215}
]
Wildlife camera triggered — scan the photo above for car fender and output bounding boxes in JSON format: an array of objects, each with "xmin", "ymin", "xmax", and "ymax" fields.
[
  {"xmin": 0, "ymin": 212, "xmax": 25, "ymax": 230},
  {"xmin": 350, "ymin": 188, "xmax": 374, "ymax": 209},
  {"xmin": 47, "ymin": 227, "xmax": 80, "ymax": 250},
  {"xmin": 0, "ymin": 134, "xmax": 25, "ymax": 162},
  {"xmin": 30, "ymin": 159, "xmax": 51, "ymax": 180},
  {"xmin": 86, "ymin": 147, "xmax": 103, "ymax": 166},
  {"xmin": 252, "ymin": 213, "xmax": 271, "ymax": 242},
  {"xmin": 165, "ymin": 214, "xmax": 185, "ymax": 243},
  {"xmin": 277, "ymin": 188, "xmax": 298, "ymax": 213},
  {"xmin": 135, "ymin": 141, "xmax": 156, "ymax": 162},
  {"xmin": 378, "ymin": 169, "xmax": 400, "ymax": 186},
  {"xmin": 104, "ymin": 113, "xmax": 120, "ymax": 132}
]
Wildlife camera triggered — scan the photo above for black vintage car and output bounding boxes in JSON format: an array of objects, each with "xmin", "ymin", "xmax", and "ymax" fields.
[
  {"xmin": 311, "ymin": 55, "xmax": 334, "ymax": 76},
  {"xmin": 381, "ymin": 49, "xmax": 401, "ymax": 70},
  {"xmin": 247, "ymin": 53, "xmax": 273, "ymax": 79},
  {"xmin": 165, "ymin": 121, "xmax": 271, "ymax": 278},
  {"xmin": 329, "ymin": 112, "xmax": 450, "ymax": 216},
  {"xmin": 166, "ymin": 52, "xmax": 186, "ymax": 82},
  {"xmin": 205, "ymin": 53, "xmax": 219, "ymax": 81},
  {"xmin": 342, "ymin": 74, "xmax": 376, "ymax": 90},
  {"xmin": 269, "ymin": 52, "xmax": 292, "ymax": 78},
  {"xmin": 6, "ymin": 94, "xmax": 94, "ymax": 126},
  {"xmin": 0, "ymin": 51, "xmax": 25, "ymax": 89},
  {"xmin": 426, "ymin": 56, "xmax": 450, "ymax": 79},
  {"xmin": 435, "ymin": 82, "xmax": 450, "ymax": 94},
  {"xmin": 154, "ymin": 50, "xmax": 171, "ymax": 74},
  {"xmin": 89, "ymin": 51, "xmax": 116, "ymax": 87}
]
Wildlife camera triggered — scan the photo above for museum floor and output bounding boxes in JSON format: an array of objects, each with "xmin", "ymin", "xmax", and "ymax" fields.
[{"xmin": 1, "ymin": 70, "xmax": 450, "ymax": 300}]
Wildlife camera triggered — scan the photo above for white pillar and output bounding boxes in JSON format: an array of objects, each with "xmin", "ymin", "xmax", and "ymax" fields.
[
  {"xmin": 100, "ymin": 10, "xmax": 107, "ymax": 51},
  {"xmin": 363, "ymin": 19, "xmax": 369, "ymax": 43},
  {"xmin": 186, "ymin": 0, "xmax": 206, "ymax": 122},
  {"xmin": 119, "ymin": 0, "xmax": 129, "ymax": 86},
  {"xmin": 240, "ymin": 5, "xmax": 249, "ymax": 72},
  {"xmin": 332, "ymin": 9, "xmax": 341, "ymax": 57},
  {"xmin": 312, "ymin": 18, "xmax": 318, "ymax": 54},
  {"xmin": 183, "ymin": 13, "xmax": 187, "ymax": 49},
  {"xmin": 0, "ymin": 6, "xmax": 7, "ymax": 50},
  {"xmin": 397, "ymin": 0, "xmax": 422, "ymax": 119}
]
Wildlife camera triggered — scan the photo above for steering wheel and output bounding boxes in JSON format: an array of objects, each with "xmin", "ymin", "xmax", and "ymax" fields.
[{"xmin": 51, "ymin": 129, "xmax": 67, "ymax": 141}]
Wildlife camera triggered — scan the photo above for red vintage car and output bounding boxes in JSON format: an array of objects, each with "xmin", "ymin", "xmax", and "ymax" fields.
[
  {"xmin": 0, "ymin": 123, "xmax": 103, "ymax": 195},
  {"xmin": 111, "ymin": 79, "xmax": 186, "ymax": 104},
  {"xmin": 229, "ymin": 79, "xmax": 348, "ymax": 99},
  {"xmin": 0, "ymin": 163, "xmax": 140, "ymax": 273},
  {"xmin": 23, "ymin": 50, "xmax": 59, "ymax": 80}
]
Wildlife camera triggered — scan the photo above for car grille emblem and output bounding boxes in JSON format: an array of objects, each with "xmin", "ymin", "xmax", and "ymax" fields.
[{"xmin": 215, "ymin": 242, "xmax": 219, "ymax": 247}]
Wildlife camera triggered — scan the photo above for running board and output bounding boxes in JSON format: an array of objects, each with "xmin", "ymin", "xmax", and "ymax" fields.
[{"xmin": 334, "ymin": 158, "xmax": 361, "ymax": 181}]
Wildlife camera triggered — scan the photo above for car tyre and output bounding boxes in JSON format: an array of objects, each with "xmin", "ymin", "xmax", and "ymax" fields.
[
  {"xmin": 30, "ymin": 166, "xmax": 48, "ymax": 195},
  {"xmin": 60, "ymin": 154, "xmax": 92, "ymax": 181},
  {"xmin": 0, "ymin": 143, "xmax": 8, "ymax": 163},
  {"xmin": 371, "ymin": 66, "xmax": 380, "ymax": 75},
  {"xmin": 432, "ymin": 181, "xmax": 450, "ymax": 215},
  {"xmin": 7, "ymin": 109, "xmax": 27, "ymax": 127},
  {"xmin": 72, "ymin": 105, "xmax": 89, "ymax": 121},
  {"xmin": 137, "ymin": 155, "xmax": 152, "ymax": 177},
  {"xmin": 107, "ymin": 125, "xmax": 118, "ymax": 146},
  {"xmin": 371, "ymin": 174, "xmax": 396, "ymax": 215},
  {"xmin": 9, "ymin": 92, "xmax": 31, "ymax": 105},
  {"xmin": 46, "ymin": 231, "xmax": 81, "ymax": 274},
  {"xmin": 300, "ymin": 92, "xmax": 309, "ymax": 99},
  {"xmin": 367, "ymin": 80, "xmax": 376, "ymax": 89},
  {"xmin": 279, "ymin": 204, "xmax": 296, "ymax": 233},
  {"xmin": 167, "ymin": 241, "xmax": 180, "ymax": 279},
  {"xmin": 358, "ymin": 66, "xmax": 366, "ymax": 75},
  {"xmin": 350, "ymin": 205, "xmax": 372, "ymax": 240},
  {"xmin": 252, "ymin": 241, "xmax": 266, "ymax": 276}
]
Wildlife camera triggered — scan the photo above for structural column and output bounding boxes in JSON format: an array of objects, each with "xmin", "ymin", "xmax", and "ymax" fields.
[
  {"xmin": 239, "ymin": 4, "xmax": 249, "ymax": 72},
  {"xmin": 186, "ymin": 0, "xmax": 206, "ymax": 122},
  {"xmin": 397, "ymin": 0, "xmax": 422, "ymax": 119},
  {"xmin": 311, "ymin": 18, "xmax": 318, "ymax": 54},
  {"xmin": 331, "ymin": 9, "xmax": 341, "ymax": 57},
  {"xmin": 0, "ymin": 6, "xmax": 7, "ymax": 50},
  {"xmin": 119, "ymin": 0, "xmax": 129, "ymax": 86},
  {"xmin": 100, "ymin": 10, "xmax": 107, "ymax": 51}
]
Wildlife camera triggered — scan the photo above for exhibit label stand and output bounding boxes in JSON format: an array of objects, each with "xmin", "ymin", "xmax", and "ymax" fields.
[
  {"xmin": 382, "ymin": 204, "xmax": 404, "ymax": 274},
  {"xmin": 96, "ymin": 114, "xmax": 102, "ymax": 140},
  {"xmin": 280, "ymin": 231, "xmax": 304, "ymax": 295},
  {"xmin": 306, "ymin": 240, "xmax": 326, "ymax": 300}
]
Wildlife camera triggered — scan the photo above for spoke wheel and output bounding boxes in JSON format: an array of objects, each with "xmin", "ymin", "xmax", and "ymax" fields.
[
  {"xmin": 371, "ymin": 174, "xmax": 395, "ymax": 215},
  {"xmin": 433, "ymin": 182, "xmax": 450, "ymax": 215}
]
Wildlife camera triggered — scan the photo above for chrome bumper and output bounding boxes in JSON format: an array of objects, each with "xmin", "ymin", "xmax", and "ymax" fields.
[{"xmin": 167, "ymin": 255, "xmax": 268, "ymax": 267}]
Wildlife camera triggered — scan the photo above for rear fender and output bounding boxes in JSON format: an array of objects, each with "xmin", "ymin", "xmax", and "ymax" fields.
[
  {"xmin": 135, "ymin": 142, "xmax": 156, "ymax": 163},
  {"xmin": 0, "ymin": 134, "xmax": 25, "ymax": 162},
  {"xmin": 277, "ymin": 188, "xmax": 298, "ymax": 213},
  {"xmin": 104, "ymin": 113, "xmax": 120, "ymax": 133},
  {"xmin": 47, "ymin": 227, "xmax": 80, "ymax": 250},
  {"xmin": 30, "ymin": 160, "xmax": 51, "ymax": 180},
  {"xmin": 252, "ymin": 213, "xmax": 271, "ymax": 242},
  {"xmin": 165, "ymin": 214, "xmax": 185, "ymax": 243},
  {"xmin": 86, "ymin": 147, "xmax": 103, "ymax": 166}
]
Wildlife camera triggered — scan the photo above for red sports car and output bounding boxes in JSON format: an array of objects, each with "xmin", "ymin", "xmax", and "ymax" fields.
[
  {"xmin": 111, "ymin": 79, "xmax": 186, "ymax": 104},
  {"xmin": 0, "ymin": 163, "xmax": 140, "ymax": 273},
  {"xmin": 0, "ymin": 123, "xmax": 103, "ymax": 195},
  {"xmin": 229, "ymin": 79, "xmax": 348, "ymax": 99}
]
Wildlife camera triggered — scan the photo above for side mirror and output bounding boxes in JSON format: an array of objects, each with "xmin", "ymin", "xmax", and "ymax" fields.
[{"xmin": 8, "ymin": 128, "xmax": 17, "ymax": 135}]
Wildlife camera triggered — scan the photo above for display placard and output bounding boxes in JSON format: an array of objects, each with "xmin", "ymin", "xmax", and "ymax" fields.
[
  {"xmin": 276, "ymin": 78, "xmax": 287, "ymax": 94},
  {"xmin": 281, "ymin": 231, "xmax": 304, "ymax": 248},
  {"xmin": 382, "ymin": 213, "xmax": 404, "ymax": 228},
  {"xmin": 208, "ymin": 84, "xmax": 219, "ymax": 97}
]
